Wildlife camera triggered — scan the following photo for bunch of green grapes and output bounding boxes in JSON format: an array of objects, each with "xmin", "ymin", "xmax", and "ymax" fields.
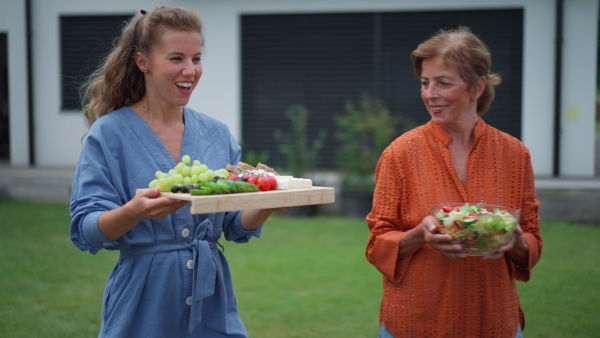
[{"xmin": 148, "ymin": 155, "xmax": 230, "ymax": 192}]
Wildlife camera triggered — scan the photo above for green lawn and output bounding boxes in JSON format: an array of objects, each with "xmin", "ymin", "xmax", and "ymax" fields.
[{"xmin": 0, "ymin": 201, "xmax": 599, "ymax": 337}]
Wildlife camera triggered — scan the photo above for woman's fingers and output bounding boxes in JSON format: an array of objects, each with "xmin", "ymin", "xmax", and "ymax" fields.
[{"xmin": 421, "ymin": 217, "xmax": 466, "ymax": 259}]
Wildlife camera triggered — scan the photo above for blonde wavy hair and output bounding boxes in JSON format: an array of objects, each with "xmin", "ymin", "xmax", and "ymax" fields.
[
  {"xmin": 80, "ymin": 6, "xmax": 203, "ymax": 130},
  {"xmin": 411, "ymin": 26, "xmax": 501, "ymax": 115}
]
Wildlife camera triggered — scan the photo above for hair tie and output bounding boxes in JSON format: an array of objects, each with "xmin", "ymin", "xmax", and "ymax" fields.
[{"xmin": 140, "ymin": 10, "xmax": 147, "ymax": 15}]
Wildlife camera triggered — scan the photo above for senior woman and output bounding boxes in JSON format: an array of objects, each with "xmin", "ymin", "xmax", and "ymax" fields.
[{"xmin": 366, "ymin": 26, "xmax": 542, "ymax": 338}]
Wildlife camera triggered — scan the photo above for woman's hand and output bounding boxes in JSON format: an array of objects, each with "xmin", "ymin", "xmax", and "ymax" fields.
[
  {"xmin": 420, "ymin": 217, "xmax": 529, "ymax": 262},
  {"xmin": 266, "ymin": 207, "xmax": 293, "ymax": 213},
  {"xmin": 483, "ymin": 225, "xmax": 528, "ymax": 262},
  {"xmin": 421, "ymin": 216, "xmax": 467, "ymax": 260},
  {"xmin": 98, "ymin": 188, "xmax": 189, "ymax": 240},
  {"xmin": 398, "ymin": 216, "xmax": 465, "ymax": 261},
  {"xmin": 128, "ymin": 188, "xmax": 189, "ymax": 220}
]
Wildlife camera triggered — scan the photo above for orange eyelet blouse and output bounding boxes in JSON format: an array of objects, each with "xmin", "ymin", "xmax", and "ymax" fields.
[{"xmin": 366, "ymin": 118, "xmax": 542, "ymax": 338}]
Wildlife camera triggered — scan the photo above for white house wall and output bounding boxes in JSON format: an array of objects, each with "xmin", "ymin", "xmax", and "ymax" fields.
[
  {"xmin": 10, "ymin": 0, "xmax": 598, "ymax": 178},
  {"xmin": 1, "ymin": 0, "xmax": 29, "ymax": 166},
  {"xmin": 30, "ymin": 0, "xmax": 168, "ymax": 168},
  {"xmin": 560, "ymin": 0, "xmax": 598, "ymax": 177},
  {"xmin": 520, "ymin": 1, "xmax": 560, "ymax": 178}
]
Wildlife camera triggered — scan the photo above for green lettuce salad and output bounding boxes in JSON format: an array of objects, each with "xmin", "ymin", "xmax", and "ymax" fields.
[{"xmin": 433, "ymin": 203, "xmax": 520, "ymax": 256}]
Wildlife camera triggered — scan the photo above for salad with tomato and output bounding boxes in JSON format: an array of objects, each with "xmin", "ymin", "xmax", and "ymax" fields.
[{"xmin": 432, "ymin": 203, "xmax": 520, "ymax": 256}]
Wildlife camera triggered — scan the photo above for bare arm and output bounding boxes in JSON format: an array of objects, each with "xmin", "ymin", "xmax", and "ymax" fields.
[
  {"xmin": 240, "ymin": 207, "xmax": 291, "ymax": 231},
  {"xmin": 398, "ymin": 225, "xmax": 427, "ymax": 260}
]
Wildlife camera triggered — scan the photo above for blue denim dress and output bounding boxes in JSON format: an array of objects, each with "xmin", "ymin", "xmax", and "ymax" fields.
[{"xmin": 70, "ymin": 107, "xmax": 262, "ymax": 337}]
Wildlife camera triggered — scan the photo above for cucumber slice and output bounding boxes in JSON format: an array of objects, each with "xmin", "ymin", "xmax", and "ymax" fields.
[{"xmin": 190, "ymin": 188, "xmax": 213, "ymax": 195}]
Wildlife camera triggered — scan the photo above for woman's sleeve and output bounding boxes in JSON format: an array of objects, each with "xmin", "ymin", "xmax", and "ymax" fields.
[
  {"xmin": 366, "ymin": 145, "xmax": 413, "ymax": 284},
  {"xmin": 222, "ymin": 211, "xmax": 263, "ymax": 243},
  {"xmin": 69, "ymin": 132, "xmax": 122, "ymax": 254},
  {"xmin": 510, "ymin": 148, "xmax": 543, "ymax": 281}
]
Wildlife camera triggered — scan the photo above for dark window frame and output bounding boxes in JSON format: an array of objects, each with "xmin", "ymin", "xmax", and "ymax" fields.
[
  {"xmin": 241, "ymin": 9, "xmax": 524, "ymax": 169},
  {"xmin": 60, "ymin": 14, "xmax": 133, "ymax": 111},
  {"xmin": 0, "ymin": 33, "xmax": 8, "ymax": 159}
]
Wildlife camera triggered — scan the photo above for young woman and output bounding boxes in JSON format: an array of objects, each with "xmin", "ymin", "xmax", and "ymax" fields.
[{"xmin": 70, "ymin": 7, "xmax": 287, "ymax": 337}]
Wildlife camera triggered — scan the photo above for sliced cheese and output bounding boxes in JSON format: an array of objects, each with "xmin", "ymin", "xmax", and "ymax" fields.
[
  {"xmin": 275, "ymin": 179, "xmax": 289, "ymax": 190},
  {"xmin": 290, "ymin": 178, "xmax": 312, "ymax": 189}
]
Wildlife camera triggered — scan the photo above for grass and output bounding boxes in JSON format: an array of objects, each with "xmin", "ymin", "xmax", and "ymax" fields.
[
  {"xmin": 0, "ymin": 202, "xmax": 118, "ymax": 337},
  {"xmin": 0, "ymin": 201, "xmax": 599, "ymax": 337},
  {"xmin": 517, "ymin": 222, "xmax": 600, "ymax": 337},
  {"xmin": 222, "ymin": 215, "xmax": 381, "ymax": 337}
]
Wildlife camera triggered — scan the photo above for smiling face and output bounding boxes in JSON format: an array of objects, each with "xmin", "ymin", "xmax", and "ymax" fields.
[
  {"xmin": 420, "ymin": 55, "xmax": 483, "ymax": 129},
  {"xmin": 135, "ymin": 28, "xmax": 202, "ymax": 109}
]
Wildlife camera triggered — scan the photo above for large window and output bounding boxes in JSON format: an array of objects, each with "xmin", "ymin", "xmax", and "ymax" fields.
[
  {"xmin": 60, "ymin": 14, "xmax": 132, "ymax": 110},
  {"xmin": 0, "ymin": 33, "xmax": 8, "ymax": 160},
  {"xmin": 241, "ymin": 9, "xmax": 523, "ymax": 169}
]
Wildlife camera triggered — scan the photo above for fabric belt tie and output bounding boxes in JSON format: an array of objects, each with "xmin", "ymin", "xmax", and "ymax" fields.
[{"xmin": 119, "ymin": 238, "xmax": 219, "ymax": 333}]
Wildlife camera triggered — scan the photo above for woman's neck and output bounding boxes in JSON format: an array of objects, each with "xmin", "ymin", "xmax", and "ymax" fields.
[
  {"xmin": 443, "ymin": 115, "xmax": 478, "ymax": 148},
  {"xmin": 131, "ymin": 96, "xmax": 183, "ymax": 127}
]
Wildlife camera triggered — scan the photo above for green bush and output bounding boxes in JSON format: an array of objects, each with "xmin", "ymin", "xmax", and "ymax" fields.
[
  {"xmin": 334, "ymin": 94, "xmax": 401, "ymax": 193},
  {"xmin": 274, "ymin": 104, "xmax": 327, "ymax": 178}
]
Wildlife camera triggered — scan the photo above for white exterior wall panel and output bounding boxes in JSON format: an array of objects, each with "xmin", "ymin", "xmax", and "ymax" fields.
[
  {"xmin": 1, "ymin": 0, "xmax": 596, "ymax": 178},
  {"xmin": 560, "ymin": 0, "xmax": 599, "ymax": 177}
]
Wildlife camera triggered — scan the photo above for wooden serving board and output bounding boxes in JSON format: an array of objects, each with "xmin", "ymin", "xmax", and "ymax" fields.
[{"xmin": 161, "ymin": 186, "xmax": 335, "ymax": 214}]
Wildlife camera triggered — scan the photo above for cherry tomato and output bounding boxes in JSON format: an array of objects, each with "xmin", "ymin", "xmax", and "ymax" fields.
[
  {"xmin": 246, "ymin": 175, "xmax": 257, "ymax": 185},
  {"xmin": 228, "ymin": 173, "xmax": 239, "ymax": 181},
  {"xmin": 256, "ymin": 176, "xmax": 271, "ymax": 191},
  {"xmin": 266, "ymin": 176, "xmax": 277, "ymax": 190},
  {"xmin": 442, "ymin": 206, "xmax": 454, "ymax": 213}
]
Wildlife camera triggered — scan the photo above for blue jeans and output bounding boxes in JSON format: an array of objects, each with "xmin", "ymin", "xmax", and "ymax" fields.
[
  {"xmin": 377, "ymin": 322, "xmax": 524, "ymax": 337},
  {"xmin": 376, "ymin": 323, "xmax": 394, "ymax": 338}
]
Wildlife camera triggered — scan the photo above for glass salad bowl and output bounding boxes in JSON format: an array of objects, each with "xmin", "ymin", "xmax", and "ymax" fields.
[{"xmin": 431, "ymin": 203, "xmax": 521, "ymax": 256}]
